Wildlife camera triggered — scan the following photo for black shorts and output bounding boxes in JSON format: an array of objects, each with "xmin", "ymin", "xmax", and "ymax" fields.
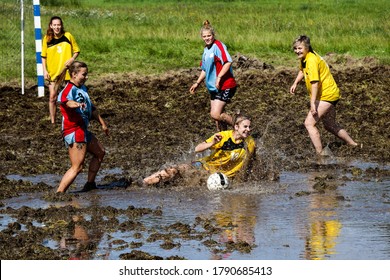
[
  {"xmin": 324, "ymin": 99, "xmax": 339, "ymax": 106},
  {"xmin": 210, "ymin": 87, "xmax": 237, "ymax": 103}
]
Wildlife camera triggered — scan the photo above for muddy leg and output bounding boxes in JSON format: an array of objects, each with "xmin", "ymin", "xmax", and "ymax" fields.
[
  {"xmin": 48, "ymin": 82, "xmax": 57, "ymax": 124},
  {"xmin": 86, "ymin": 135, "xmax": 105, "ymax": 184},
  {"xmin": 322, "ymin": 106, "xmax": 358, "ymax": 146},
  {"xmin": 210, "ymin": 100, "xmax": 232, "ymax": 131},
  {"xmin": 57, "ymin": 143, "xmax": 86, "ymax": 193},
  {"xmin": 142, "ymin": 164, "xmax": 191, "ymax": 185}
]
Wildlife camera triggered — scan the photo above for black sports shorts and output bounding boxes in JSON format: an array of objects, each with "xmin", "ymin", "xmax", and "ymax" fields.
[{"xmin": 210, "ymin": 87, "xmax": 237, "ymax": 103}]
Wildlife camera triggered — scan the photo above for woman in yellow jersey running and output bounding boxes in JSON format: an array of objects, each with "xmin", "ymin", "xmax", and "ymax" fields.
[
  {"xmin": 42, "ymin": 16, "xmax": 80, "ymax": 124},
  {"xmin": 140, "ymin": 113, "xmax": 256, "ymax": 186},
  {"xmin": 289, "ymin": 35, "xmax": 358, "ymax": 155}
]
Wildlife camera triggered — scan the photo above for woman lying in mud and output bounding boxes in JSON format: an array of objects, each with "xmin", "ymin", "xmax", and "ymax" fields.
[
  {"xmin": 289, "ymin": 35, "xmax": 358, "ymax": 155},
  {"xmin": 140, "ymin": 113, "xmax": 256, "ymax": 186},
  {"xmin": 55, "ymin": 61, "xmax": 109, "ymax": 193}
]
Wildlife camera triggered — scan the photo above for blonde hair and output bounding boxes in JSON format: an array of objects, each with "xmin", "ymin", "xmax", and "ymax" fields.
[
  {"xmin": 200, "ymin": 20, "xmax": 215, "ymax": 36},
  {"xmin": 233, "ymin": 112, "xmax": 251, "ymax": 127},
  {"xmin": 292, "ymin": 35, "xmax": 314, "ymax": 52},
  {"xmin": 54, "ymin": 61, "xmax": 88, "ymax": 92}
]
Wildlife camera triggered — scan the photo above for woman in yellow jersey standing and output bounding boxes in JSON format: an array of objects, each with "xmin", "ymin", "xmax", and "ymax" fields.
[
  {"xmin": 289, "ymin": 35, "xmax": 358, "ymax": 155},
  {"xmin": 42, "ymin": 16, "xmax": 80, "ymax": 124},
  {"xmin": 140, "ymin": 113, "xmax": 256, "ymax": 186}
]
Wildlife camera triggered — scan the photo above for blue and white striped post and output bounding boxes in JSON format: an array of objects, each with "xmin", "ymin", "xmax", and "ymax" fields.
[
  {"xmin": 33, "ymin": 0, "xmax": 44, "ymax": 97},
  {"xmin": 21, "ymin": 0, "xmax": 24, "ymax": 95}
]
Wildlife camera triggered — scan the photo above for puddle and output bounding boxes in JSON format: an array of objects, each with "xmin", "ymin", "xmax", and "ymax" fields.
[{"xmin": 1, "ymin": 160, "xmax": 389, "ymax": 260}]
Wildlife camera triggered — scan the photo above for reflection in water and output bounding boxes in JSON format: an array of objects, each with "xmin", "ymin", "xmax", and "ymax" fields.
[
  {"xmin": 2, "ymin": 163, "xmax": 389, "ymax": 260},
  {"xmin": 59, "ymin": 197, "xmax": 107, "ymax": 260},
  {"xmin": 212, "ymin": 194, "xmax": 258, "ymax": 259},
  {"xmin": 60, "ymin": 215, "xmax": 92, "ymax": 260},
  {"xmin": 305, "ymin": 219, "xmax": 341, "ymax": 260},
  {"xmin": 303, "ymin": 176, "xmax": 342, "ymax": 260}
]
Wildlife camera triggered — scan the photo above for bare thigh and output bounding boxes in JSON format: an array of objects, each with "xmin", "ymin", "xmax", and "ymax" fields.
[
  {"xmin": 210, "ymin": 99, "xmax": 226, "ymax": 116},
  {"xmin": 305, "ymin": 100, "xmax": 333, "ymax": 126},
  {"xmin": 69, "ymin": 142, "xmax": 87, "ymax": 168},
  {"xmin": 321, "ymin": 104, "xmax": 342, "ymax": 134}
]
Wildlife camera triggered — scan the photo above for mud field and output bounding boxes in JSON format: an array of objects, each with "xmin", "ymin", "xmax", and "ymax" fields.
[{"xmin": 0, "ymin": 54, "xmax": 389, "ymax": 260}]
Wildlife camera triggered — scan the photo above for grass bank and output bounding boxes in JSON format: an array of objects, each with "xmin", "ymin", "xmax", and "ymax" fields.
[{"xmin": 1, "ymin": 0, "xmax": 389, "ymax": 82}]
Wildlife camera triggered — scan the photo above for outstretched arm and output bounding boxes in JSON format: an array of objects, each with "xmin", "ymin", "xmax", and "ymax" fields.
[
  {"xmin": 92, "ymin": 108, "xmax": 109, "ymax": 136},
  {"xmin": 195, "ymin": 133, "xmax": 222, "ymax": 153},
  {"xmin": 309, "ymin": 81, "xmax": 319, "ymax": 116},
  {"xmin": 64, "ymin": 52, "xmax": 80, "ymax": 68},
  {"xmin": 190, "ymin": 70, "xmax": 206, "ymax": 94},
  {"xmin": 290, "ymin": 70, "xmax": 304, "ymax": 94}
]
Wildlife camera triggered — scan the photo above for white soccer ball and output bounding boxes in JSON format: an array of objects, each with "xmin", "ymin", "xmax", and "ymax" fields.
[{"xmin": 207, "ymin": 172, "xmax": 230, "ymax": 190}]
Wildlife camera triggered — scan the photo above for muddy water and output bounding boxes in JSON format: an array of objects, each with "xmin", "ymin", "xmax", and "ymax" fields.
[{"xmin": 2, "ymin": 159, "xmax": 389, "ymax": 260}]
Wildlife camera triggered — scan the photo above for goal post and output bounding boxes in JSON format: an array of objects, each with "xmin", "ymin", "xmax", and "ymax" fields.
[
  {"xmin": 33, "ymin": 0, "xmax": 44, "ymax": 97},
  {"xmin": 1, "ymin": 0, "xmax": 43, "ymax": 96},
  {"xmin": 20, "ymin": 0, "xmax": 25, "ymax": 95}
]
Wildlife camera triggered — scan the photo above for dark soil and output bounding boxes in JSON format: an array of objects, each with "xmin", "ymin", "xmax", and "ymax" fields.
[{"xmin": 0, "ymin": 54, "xmax": 389, "ymax": 259}]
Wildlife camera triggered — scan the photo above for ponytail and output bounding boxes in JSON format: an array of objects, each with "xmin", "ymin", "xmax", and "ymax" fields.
[
  {"xmin": 53, "ymin": 67, "xmax": 68, "ymax": 93},
  {"xmin": 54, "ymin": 61, "xmax": 88, "ymax": 93}
]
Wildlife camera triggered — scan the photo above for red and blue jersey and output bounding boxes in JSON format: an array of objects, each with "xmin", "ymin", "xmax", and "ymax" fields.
[
  {"xmin": 57, "ymin": 82, "xmax": 94, "ymax": 137},
  {"xmin": 201, "ymin": 40, "xmax": 237, "ymax": 93}
]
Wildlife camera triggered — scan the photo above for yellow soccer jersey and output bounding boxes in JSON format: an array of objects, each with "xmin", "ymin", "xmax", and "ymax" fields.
[
  {"xmin": 41, "ymin": 32, "xmax": 80, "ymax": 81},
  {"xmin": 300, "ymin": 51, "xmax": 340, "ymax": 102},
  {"xmin": 199, "ymin": 130, "xmax": 256, "ymax": 178}
]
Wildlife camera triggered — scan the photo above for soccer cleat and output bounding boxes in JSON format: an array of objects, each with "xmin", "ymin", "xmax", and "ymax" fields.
[{"xmin": 80, "ymin": 182, "xmax": 97, "ymax": 192}]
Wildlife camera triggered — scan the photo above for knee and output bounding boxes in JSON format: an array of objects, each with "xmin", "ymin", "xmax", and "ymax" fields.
[
  {"xmin": 72, "ymin": 164, "xmax": 84, "ymax": 174},
  {"xmin": 210, "ymin": 111, "xmax": 221, "ymax": 121},
  {"xmin": 304, "ymin": 117, "xmax": 317, "ymax": 129},
  {"xmin": 49, "ymin": 96, "xmax": 57, "ymax": 104},
  {"xmin": 304, "ymin": 119, "xmax": 312, "ymax": 129},
  {"xmin": 96, "ymin": 148, "xmax": 106, "ymax": 162},
  {"xmin": 165, "ymin": 167, "xmax": 178, "ymax": 176}
]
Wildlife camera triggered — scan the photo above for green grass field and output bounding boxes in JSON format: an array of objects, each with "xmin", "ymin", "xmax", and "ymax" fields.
[{"xmin": 1, "ymin": 0, "xmax": 389, "ymax": 82}]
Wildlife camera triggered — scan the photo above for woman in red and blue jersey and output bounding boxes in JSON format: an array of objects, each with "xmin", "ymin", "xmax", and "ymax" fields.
[
  {"xmin": 55, "ymin": 61, "xmax": 109, "ymax": 193},
  {"xmin": 190, "ymin": 20, "xmax": 237, "ymax": 131}
]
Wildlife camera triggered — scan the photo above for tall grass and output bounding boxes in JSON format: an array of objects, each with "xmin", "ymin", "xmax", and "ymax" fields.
[{"xmin": 1, "ymin": 0, "xmax": 389, "ymax": 83}]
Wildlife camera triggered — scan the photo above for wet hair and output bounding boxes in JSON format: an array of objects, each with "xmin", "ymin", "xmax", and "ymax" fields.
[
  {"xmin": 54, "ymin": 61, "xmax": 88, "ymax": 92},
  {"xmin": 200, "ymin": 20, "xmax": 215, "ymax": 37},
  {"xmin": 46, "ymin": 16, "xmax": 65, "ymax": 42},
  {"xmin": 233, "ymin": 112, "xmax": 251, "ymax": 127},
  {"xmin": 292, "ymin": 35, "xmax": 314, "ymax": 53}
]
